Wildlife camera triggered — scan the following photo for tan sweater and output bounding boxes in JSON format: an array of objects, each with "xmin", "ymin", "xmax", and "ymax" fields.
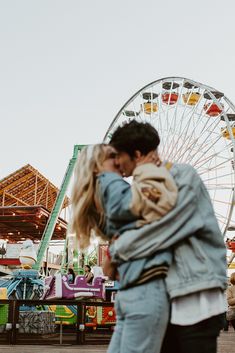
[
  {"xmin": 130, "ymin": 163, "xmax": 178, "ymax": 226},
  {"xmin": 227, "ymin": 285, "xmax": 235, "ymax": 308}
]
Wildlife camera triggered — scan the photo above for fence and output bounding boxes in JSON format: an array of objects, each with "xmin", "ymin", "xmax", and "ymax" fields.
[{"xmin": 0, "ymin": 299, "xmax": 114, "ymax": 345}]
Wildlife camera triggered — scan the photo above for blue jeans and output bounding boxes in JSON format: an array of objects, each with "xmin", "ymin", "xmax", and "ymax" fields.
[{"xmin": 107, "ymin": 278, "xmax": 169, "ymax": 353}]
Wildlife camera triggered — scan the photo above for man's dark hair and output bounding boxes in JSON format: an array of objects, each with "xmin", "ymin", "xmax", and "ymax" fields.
[{"xmin": 109, "ymin": 120, "xmax": 160, "ymax": 158}]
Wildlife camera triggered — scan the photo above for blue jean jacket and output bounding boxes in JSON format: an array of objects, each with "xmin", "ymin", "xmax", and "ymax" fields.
[{"xmin": 108, "ymin": 164, "xmax": 227, "ymax": 297}]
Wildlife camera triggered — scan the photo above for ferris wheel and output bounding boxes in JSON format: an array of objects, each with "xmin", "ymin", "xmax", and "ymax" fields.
[{"xmin": 103, "ymin": 77, "xmax": 235, "ymax": 238}]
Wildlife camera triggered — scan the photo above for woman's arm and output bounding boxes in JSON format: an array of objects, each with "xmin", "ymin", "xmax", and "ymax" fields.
[
  {"xmin": 103, "ymin": 255, "xmax": 118, "ymax": 280},
  {"xmin": 98, "ymin": 172, "xmax": 139, "ymax": 222}
]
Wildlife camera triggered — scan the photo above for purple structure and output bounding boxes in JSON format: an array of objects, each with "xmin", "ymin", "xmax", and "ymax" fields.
[{"xmin": 43, "ymin": 273, "xmax": 105, "ymax": 300}]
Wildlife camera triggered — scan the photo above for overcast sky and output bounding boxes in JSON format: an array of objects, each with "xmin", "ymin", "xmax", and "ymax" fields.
[{"xmin": 1, "ymin": 0, "xmax": 235, "ymax": 188}]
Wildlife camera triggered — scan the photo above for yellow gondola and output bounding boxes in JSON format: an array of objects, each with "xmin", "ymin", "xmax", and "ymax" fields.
[
  {"xmin": 141, "ymin": 102, "xmax": 158, "ymax": 114},
  {"xmin": 141, "ymin": 92, "xmax": 158, "ymax": 114},
  {"xmin": 182, "ymin": 92, "xmax": 201, "ymax": 106},
  {"xmin": 221, "ymin": 127, "xmax": 235, "ymax": 140}
]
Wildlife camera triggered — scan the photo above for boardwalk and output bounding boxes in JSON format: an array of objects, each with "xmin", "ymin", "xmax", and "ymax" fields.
[
  {"xmin": 0, "ymin": 331, "xmax": 234, "ymax": 353},
  {"xmin": 218, "ymin": 331, "xmax": 235, "ymax": 353},
  {"xmin": 0, "ymin": 345, "xmax": 107, "ymax": 353}
]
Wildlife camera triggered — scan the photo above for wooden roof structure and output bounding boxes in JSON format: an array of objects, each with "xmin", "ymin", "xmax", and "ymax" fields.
[
  {"xmin": 0, "ymin": 164, "xmax": 69, "ymax": 211},
  {"xmin": 0, "ymin": 165, "xmax": 69, "ymax": 243},
  {"xmin": 0, "ymin": 206, "xmax": 67, "ymax": 242}
]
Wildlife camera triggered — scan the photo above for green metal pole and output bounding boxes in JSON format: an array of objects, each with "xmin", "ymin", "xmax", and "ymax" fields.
[
  {"xmin": 33, "ymin": 145, "xmax": 85, "ymax": 271},
  {"xmin": 60, "ymin": 235, "xmax": 69, "ymax": 274},
  {"xmin": 73, "ymin": 246, "xmax": 79, "ymax": 274}
]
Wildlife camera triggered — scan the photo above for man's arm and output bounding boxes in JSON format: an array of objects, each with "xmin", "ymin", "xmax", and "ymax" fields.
[{"xmin": 109, "ymin": 165, "xmax": 205, "ymax": 262}]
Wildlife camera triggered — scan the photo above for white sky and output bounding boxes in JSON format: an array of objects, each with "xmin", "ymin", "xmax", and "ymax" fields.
[{"xmin": 1, "ymin": 0, "xmax": 235, "ymax": 188}]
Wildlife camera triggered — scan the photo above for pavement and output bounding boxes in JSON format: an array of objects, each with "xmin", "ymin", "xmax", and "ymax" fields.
[
  {"xmin": 0, "ymin": 330, "xmax": 234, "ymax": 353},
  {"xmin": 0, "ymin": 345, "xmax": 108, "ymax": 353},
  {"xmin": 218, "ymin": 330, "xmax": 235, "ymax": 353}
]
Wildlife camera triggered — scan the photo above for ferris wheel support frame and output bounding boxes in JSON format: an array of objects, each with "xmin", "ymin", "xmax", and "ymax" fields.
[{"xmin": 103, "ymin": 77, "xmax": 235, "ymax": 237}]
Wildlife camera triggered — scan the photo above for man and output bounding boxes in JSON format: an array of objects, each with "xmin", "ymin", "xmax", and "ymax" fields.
[{"xmin": 107, "ymin": 120, "xmax": 227, "ymax": 353}]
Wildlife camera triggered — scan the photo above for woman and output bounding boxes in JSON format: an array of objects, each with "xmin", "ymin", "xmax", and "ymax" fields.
[
  {"xmin": 226, "ymin": 272, "xmax": 235, "ymax": 329},
  {"xmin": 84, "ymin": 265, "xmax": 94, "ymax": 284},
  {"xmin": 70, "ymin": 143, "xmax": 177, "ymax": 353},
  {"xmin": 67, "ymin": 268, "xmax": 76, "ymax": 283}
]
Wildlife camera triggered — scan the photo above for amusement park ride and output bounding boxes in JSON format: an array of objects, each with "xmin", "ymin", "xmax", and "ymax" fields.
[{"xmin": 1, "ymin": 76, "xmax": 235, "ymax": 330}]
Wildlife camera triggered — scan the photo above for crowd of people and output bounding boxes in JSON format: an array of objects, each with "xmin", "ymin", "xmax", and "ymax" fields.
[{"xmin": 70, "ymin": 120, "xmax": 228, "ymax": 353}]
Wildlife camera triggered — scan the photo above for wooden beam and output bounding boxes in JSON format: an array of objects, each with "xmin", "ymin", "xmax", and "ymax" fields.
[
  {"xmin": 34, "ymin": 173, "xmax": 38, "ymax": 205},
  {"xmin": 4, "ymin": 192, "xmax": 30, "ymax": 206},
  {"xmin": 0, "ymin": 171, "xmax": 35, "ymax": 195},
  {"xmin": 37, "ymin": 181, "xmax": 49, "ymax": 205}
]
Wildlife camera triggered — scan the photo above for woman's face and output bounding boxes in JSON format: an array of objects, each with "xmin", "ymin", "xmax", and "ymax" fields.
[{"xmin": 99, "ymin": 145, "xmax": 121, "ymax": 175}]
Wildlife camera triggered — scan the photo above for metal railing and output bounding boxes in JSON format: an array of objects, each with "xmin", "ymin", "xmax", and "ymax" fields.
[{"xmin": 0, "ymin": 299, "xmax": 114, "ymax": 345}]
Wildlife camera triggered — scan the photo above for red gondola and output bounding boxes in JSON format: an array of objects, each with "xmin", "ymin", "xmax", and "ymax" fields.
[
  {"xmin": 162, "ymin": 92, "xmax": 178, "ymax": 105},
  {"xmin": 204, "ymin": 103, "xmax": 223, "ymax": 117},
  {"xmin": 226, "ymin": 240, "xmax": 235, "ymax": 252}
]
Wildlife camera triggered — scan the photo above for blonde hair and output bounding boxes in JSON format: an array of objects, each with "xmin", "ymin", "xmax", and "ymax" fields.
[
  {"xmin": 70, "ymin": 144, "xmax": 107, "ymax": 249},
  {"xmin": 230, "ymin": 272, "xmax": 235, "ymax": 285}
]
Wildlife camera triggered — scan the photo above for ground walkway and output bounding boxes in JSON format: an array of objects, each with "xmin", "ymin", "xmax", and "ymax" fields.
[
  {"xmin": 0, "ymin": 346, "xmax": 107, "ymax": 353},
  {"xmin": 218, "ymin": 330, "xmax": 235, "ymax": 353},
  {"xmin": 0, "ymin": 331, "xmax": 234, "ymax": 353}
]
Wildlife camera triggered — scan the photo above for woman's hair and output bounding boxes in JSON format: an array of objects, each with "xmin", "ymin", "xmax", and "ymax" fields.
[
  {"xmin": 85, "ymin": 265, "xmax": 91, "ymax": 271},
  {"xmin": 70, "ymin": 144, "xmax": 107, "ymax": 249},
  {"xmin": 230, "ymin": 272, "xmax": 235, "ymax": 285}
]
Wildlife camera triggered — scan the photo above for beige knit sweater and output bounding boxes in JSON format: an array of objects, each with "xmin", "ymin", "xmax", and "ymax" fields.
[{"xmin": 130, "ymin": 163, "xmax": 178, "ymax": 227}]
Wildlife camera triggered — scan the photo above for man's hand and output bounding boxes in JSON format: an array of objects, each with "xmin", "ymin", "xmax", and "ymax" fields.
[{"xmin": 136, "ymin": 150, "xmax": 161, "ymax": 166}]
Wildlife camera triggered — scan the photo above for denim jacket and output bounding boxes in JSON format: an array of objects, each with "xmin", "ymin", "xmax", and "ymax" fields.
[
  {"xmin": 108, "ymin": 164, "xmax": 227, "ymax": 298},
  {"xmin": 97, "ymin": 172, "xmax": 172, "ymax": 289}
]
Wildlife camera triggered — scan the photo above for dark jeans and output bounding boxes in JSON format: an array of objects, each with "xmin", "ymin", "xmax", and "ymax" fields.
[{"xmin": 160, "ymin": 314, "xmax": 224, "ymax": 353}]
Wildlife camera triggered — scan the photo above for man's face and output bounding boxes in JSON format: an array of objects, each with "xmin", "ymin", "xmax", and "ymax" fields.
[{"xmin": 114, "ymin": 151, "xmax": 137, "ymax": 177}]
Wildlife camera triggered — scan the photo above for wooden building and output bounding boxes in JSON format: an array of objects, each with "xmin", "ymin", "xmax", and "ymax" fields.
[{"xmin": 0, "ymin": 164, "xmax": 69, "ymax": 268}]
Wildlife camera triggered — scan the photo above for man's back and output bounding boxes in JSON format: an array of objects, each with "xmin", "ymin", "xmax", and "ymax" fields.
[{"xmin": 110, "ymin": 162, "xmax": 227, "ymax": 296}]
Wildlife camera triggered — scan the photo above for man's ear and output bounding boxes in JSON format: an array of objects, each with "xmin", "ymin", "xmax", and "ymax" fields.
[{"xmin": 134, "ymin": 150, "xmax": 143, "ymax": 162}]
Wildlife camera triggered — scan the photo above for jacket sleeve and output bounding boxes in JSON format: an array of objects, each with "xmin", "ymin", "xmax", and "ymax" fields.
[
  {"xmin": 227, "ymin": 286, "xmax": 235, "ymax": 306},
  {"xmin": 109, "ymin": 166, "xmax": 205, "ymax": 262},
  {"xmin": 98, "ymin": 172, "xmax": 138, "ymax": 223}
]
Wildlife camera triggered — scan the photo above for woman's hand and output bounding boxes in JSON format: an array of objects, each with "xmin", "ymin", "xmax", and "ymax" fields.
[{"xmin": 103, "ymin": 255, "xmax": 119, "ymax": 280}]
